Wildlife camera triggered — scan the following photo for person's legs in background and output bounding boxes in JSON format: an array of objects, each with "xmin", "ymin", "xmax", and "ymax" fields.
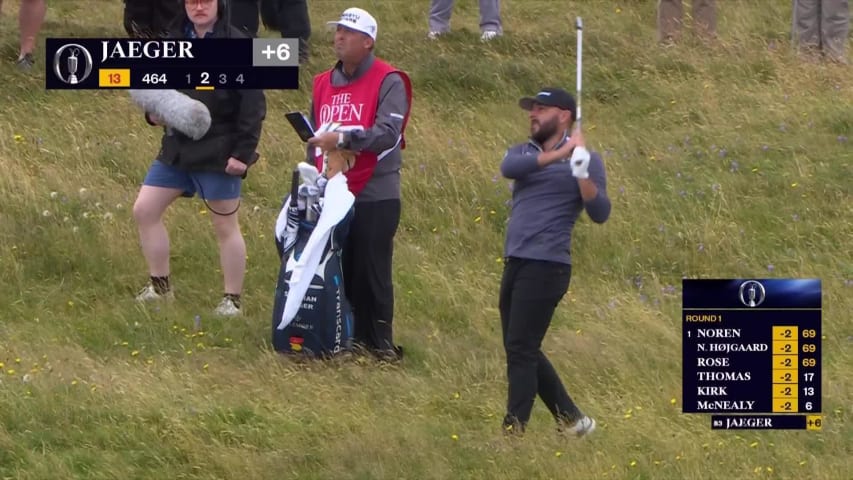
[
  {"xmin": 657, "ymin": 0, "xmax": 684, "ymax": 44},
  {"xmin": 16, "ymin": 0, "xmax": 46, "ymax": 70},
  {"xmin": 478, "ymin": 0, "xmax": 502, "ymax": 41},
  {"xmin": 272, "ymin": 0, "xmax": 310, "ymax": 63},
  {"xmin": 793, "ymin": 0, "xmax": 821, "ymax": 58},
  {"xmin": 692, "ymin": 0, "xmax": 717, "ymax": 41},
  {"xmin": 133, "ymin": 162, "xmax": 188, "ymax": 302},
  {"xmin": 193, "ymin": 171, "xmax": 246, "ymax": 316},
  {"xmin": 230, "ymin": 0, "xmax": 260, "ymax": 37},
  {"xmin": 428, "ymin": 0, "xmax": 454, "ymax": 39},
  {"xmin": 821, "ymin": 0, "xmax": 850, "ymax": 63}
]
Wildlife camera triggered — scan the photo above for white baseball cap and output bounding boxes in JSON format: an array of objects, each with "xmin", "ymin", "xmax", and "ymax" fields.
[{"xmin": 326, "ymin": 7, "xmax": 378, "ymax": 40}]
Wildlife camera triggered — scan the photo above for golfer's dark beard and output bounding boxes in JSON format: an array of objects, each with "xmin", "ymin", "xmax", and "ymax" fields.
[{"xmin": 531, "ymin": 117, "xmax": 559, "ymax": 145}]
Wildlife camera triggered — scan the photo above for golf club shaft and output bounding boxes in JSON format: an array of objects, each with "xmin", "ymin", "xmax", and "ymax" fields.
[
  {"xmin": 575, "ymin": 16, "xmax": 582, "ymax": 128},
  {"xmin": 291, "ymin": 168, "xmax": 300, "ymax": 208}
]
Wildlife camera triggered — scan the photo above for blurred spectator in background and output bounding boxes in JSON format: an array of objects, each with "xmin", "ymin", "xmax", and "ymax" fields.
[
  {"xmin": 427, "ymin": 0, "xmax": 503, "ymax": 41},
  {"xmin": 230, "ymin": 0, "xmax": 260, "ymax": 37},
  {"xmin": 123, "ymin": 0, "xmax": 181, "ymax": 38},
  {"xmin": 124, "ymin": 0, "xmax": 258, "ymax": 38},
  {"xmin": 657, "ymin": 0, "xmax": 716, "ymax": 44},
  {"xmin": 261, "ymin": 0, "xmax": 311, "ymax": 63},
  {"xmin": 1, "ymin": 0, "xmax": 47, "ymax": 70},
  {"xmin": 792, "ymin": 0, "xmax": 850, "ymax": 64}
]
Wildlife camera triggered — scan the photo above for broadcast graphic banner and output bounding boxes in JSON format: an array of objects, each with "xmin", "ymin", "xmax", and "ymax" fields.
[{"xmin": 45, "ymin": 38, "xmax": 299, "ymax": 90}]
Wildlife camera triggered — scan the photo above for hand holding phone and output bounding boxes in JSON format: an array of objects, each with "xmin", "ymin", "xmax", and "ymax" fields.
[{"xmin": 285, "ymin": 112, "xmax": 315, "ymax": 142}]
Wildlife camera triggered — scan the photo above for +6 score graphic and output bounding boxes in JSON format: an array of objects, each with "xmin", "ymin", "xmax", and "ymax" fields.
[
  {"xmin": 681, "ymin": 279, "xmax": 823, "ymax": 431},
  {"xmin": 45, "ymin": 38, "xmax": 300, "ymax": 90}
]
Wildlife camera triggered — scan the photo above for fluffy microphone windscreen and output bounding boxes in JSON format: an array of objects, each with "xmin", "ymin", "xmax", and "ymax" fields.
[{"xmin": 129, "ymin": 89, "xmax": 212, "ymax": 140}]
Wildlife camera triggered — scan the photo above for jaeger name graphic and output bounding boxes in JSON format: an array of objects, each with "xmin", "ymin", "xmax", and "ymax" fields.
[{"xmin": 100, "ymin": 40, "xmax": 195, "ymax": 62}]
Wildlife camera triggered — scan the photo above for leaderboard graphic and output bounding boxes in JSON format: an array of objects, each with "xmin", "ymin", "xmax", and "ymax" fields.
[
  {"xmin": 682, "ymin": 279, "xmax": 822, "ymax": 430},
  {"xmin": 44, "ymin": 38, "xmax": 300, "ymax": 90}
]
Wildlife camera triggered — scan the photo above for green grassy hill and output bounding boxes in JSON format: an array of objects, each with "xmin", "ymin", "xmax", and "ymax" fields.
[{"xmin": 1, "ymin": 1, "xmax": 850, "ymax": 479}]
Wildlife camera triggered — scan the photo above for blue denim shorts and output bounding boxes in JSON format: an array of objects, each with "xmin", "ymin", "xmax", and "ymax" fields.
[{"xmin": 143, "ymin": 160, "xmax": 241, "ymax": 200}]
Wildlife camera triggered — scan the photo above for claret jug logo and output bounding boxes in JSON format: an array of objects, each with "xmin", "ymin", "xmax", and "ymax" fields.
[
  {"xmin": 53, "ymin": 43, "xmax": 94, "ymax": 85},
  {"xmin": 738, "ymin": 280, "xmax": 766, "ymax": 308}
]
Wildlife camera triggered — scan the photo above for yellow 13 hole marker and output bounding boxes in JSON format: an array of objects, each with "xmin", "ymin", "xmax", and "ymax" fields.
[{"xmin": 98, "ymin": 68, "xmax": 130, "ymax": 87}]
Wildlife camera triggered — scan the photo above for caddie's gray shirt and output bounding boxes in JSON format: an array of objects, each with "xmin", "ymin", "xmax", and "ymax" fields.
[
  {"xmin": 500, "ymin": 133, "xmax": 611, "ymax": 265},
  {"xmin": 308, "ymin": 53, "xmax": 409, "ymax": 203}
]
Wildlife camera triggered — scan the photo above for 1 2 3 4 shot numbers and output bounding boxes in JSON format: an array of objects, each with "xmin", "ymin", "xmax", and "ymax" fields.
[{"xmin": 186, "ymin": 72, "xmax": 245, "ymax": 86}]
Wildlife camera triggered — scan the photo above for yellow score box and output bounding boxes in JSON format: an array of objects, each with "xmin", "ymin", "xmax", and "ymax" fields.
[
  {"xmin": 773, "ymin": 369, "xmax": 798, "ymax": 383},
  {"xmin": 773, "ymin": 355, "xmax": 798, "ymax": 369},
  {"xmin": 806, "ymin": 415, "xmax": 823, "ymax": 431},
  {"xmin": 772, "ymin": 398, "xmax": 798, "ymax": 413},
  {"xmin": 772, "ymin": 384, "xmax": 797, "ymax": 398},
  {"xmin": 772, "ymin": 326, "xmax": 798, "ymax": 340},
  {"xmin": 772, "ymin": 340, "xmax": 798, "ymax": 355},
  {"xmin": 99, "ymin": 68, "xmax": 131, "ymax": 87}
]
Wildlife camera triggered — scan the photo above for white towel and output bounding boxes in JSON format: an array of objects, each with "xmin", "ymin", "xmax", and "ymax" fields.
[{"xmin": 277, "ymin": 172, "xmax": 354, "ymax": 330}]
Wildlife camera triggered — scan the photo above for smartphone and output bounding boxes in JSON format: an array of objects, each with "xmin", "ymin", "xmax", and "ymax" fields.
[{"xmin": 285, "ymin": 112, "xmax": 315, "ymax": 142}]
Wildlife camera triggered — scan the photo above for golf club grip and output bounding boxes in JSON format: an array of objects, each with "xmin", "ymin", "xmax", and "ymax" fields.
[{"xmin": 290, "ymin": 168, "xmax": 300, "ymax": 202}]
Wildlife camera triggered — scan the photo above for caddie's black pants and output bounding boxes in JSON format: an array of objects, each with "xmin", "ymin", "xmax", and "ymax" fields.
[
  {"xmin": 343, "ymin": 199, "xmax": 401, "ymax": 353},
  {"xmin": 499, "ymin": 257, "xmax": 583, "ymax": 430}
]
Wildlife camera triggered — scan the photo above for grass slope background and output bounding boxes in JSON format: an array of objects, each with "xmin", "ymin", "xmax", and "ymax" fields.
[{"xmin": 0, "ymin": 1, "xmax": 851, "ymax": 479}]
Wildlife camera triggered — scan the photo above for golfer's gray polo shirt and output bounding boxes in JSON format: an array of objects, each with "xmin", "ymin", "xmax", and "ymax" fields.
[
  {"xmin": 500, "ymin": 133, "xmax": 611, "ymax": 265},
  {"xmin": 308, "ymin": 53, "xmax": 409, "ymax": 203}
]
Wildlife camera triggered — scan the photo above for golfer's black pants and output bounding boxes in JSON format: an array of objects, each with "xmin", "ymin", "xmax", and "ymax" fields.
[
  {"xmin": 343, "ymin": 199, "xmax": 400, "ymax": 351},
  {"xmin": 499, "ymin": 257, "xmax": 583, "ymax": 428}
]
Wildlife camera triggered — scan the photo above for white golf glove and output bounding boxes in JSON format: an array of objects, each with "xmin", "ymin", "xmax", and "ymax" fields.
[{"xmin": 571, "ymin": 146, "xmax": 591, "ymax": 179}]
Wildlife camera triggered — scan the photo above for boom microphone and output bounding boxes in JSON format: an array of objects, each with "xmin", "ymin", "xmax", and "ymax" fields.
[{"xmin": 128, "ymin": 89, "xmax": 212, "ymax": 140}]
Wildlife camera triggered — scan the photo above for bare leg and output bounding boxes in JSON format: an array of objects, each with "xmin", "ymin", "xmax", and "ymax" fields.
[
  {"xmin": 133, "ymin": 185, "xmax": 183, "ymax": 277},
  {"xmin": 208, "ymin": 199, "xmax": 246, "ymax": 295},
  {"xmin": 18, "ymin": 0, "xmax": 46, "ymax": 59}
]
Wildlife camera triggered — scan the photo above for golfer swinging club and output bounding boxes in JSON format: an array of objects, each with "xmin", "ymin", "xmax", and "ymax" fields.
[{"xmin": 497, "ymin": 84, "xmax": 611, "ymax": 436}]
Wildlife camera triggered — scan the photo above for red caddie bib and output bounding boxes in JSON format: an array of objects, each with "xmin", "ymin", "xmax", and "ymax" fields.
[{"xmin": 312, "ymin": 58, "xmax": 413, "ymax": 196}]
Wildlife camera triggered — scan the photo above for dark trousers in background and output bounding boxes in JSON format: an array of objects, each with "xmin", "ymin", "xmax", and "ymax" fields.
[
  {"xmin": 123, "ymin": 0, "xmax": 181, "ymax": 38},
  {"xmin": 230, "ymin": 0, "xmax": 260, "ymax": 37},
  {"xmin": 657, "ymin": 0, "xmax": 717, "ymax": 42},
  {"xmin": 499, "ymin": 257, "xmax": 583, "ymax": 430},
  {"xmin": 261, "ymin": 0, "xmax": 312, "ymax": 62},
  {"xmin": 343, "ymin": 199, "xmax": 401, "ymax": 353}
]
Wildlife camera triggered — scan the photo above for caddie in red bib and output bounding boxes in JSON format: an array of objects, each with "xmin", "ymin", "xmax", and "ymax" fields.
[{"xmin": 306, "ymin": 7, "xmax": 413, "ymax": 362}]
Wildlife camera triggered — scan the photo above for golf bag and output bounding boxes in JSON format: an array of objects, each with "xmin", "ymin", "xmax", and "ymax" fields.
[{"xmin": 272, "ymin": 168, "xmax": 355, "ymax": 358}]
